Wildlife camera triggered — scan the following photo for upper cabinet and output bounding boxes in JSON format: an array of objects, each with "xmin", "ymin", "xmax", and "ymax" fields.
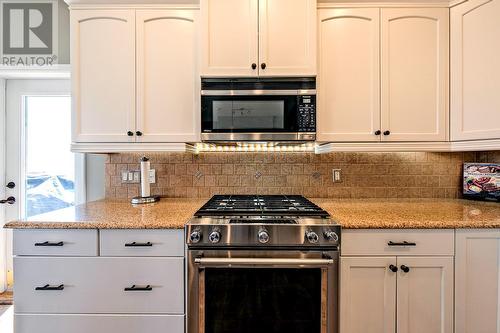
[
  {"xmin": 318, "ymin": 8, "xmax": 380, "ymax": 142},
  {"xmin": 136, "ymin": 10, "xmax": 200, "ymax": 143},
  {"xmin": 71, "ymin": 10, "xmax": 136, "ymax": 143},
  {"xmin": 318, "ymin": 7, "xmax": 448, "ymax": 143},
  {"xmin": 71, "ymin": 8, "xmax": 200, "ymax": 144},
  {"xmin": 201, "ymin": 0, "xmax": 316, "ymax": 77},
  {"xmin": 381, "ymin": 8, "xmax": 449, "ymax": 142},
  {"xmin": 451, "ymin": 0, "xmax": 500, "ymax": 141},
  {"xmin": 201, "ymin": 0, "xmax": 259, "ymax": 76}
]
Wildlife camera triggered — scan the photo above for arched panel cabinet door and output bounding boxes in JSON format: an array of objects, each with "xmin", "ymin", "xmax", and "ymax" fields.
[
  {"xmin": 317, "ymin": 8, "xmax": 380, "ymax": 142},
  {"xmin": 380, "ymin": 8, "xmax": 449, "ymax": 142},
  {"xmin": 71, "ymin": 10, "xmax": 136, "ymax": 143},
  {"xmin": 451, "ymin": 0, "xmax": 500, "ymax": 141},
  {"xmin": 136, "ymin": 10, "xmax": 200, "ymax": 143}
]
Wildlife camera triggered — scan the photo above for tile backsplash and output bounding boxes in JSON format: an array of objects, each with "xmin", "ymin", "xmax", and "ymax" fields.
[{"xmin": 104, "ymin": 151, "xmax": 491, "ymax": 199}]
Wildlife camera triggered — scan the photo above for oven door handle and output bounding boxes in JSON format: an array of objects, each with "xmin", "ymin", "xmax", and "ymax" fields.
[{"xmin": 194, "ymin": 257, "xmax": 334, "ymax": 266}]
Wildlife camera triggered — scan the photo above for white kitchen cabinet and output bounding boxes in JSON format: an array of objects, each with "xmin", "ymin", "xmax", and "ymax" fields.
[
  {"xmin": 13, "ymin": 229, "xmax": 98, "ymax": 256},
  {"xmin": 200, "ymin": 0, "xmax": 258, "ymax": 76},
  {"xmin": 340, "ymin": 230, "xmax": 454, "ymax": 333},
  {"xmin": 15, "ymin": 314, "xmax": 184, "ymax": 333},
  {"xmin": 380, "ymin": 8, "xmax": 448, "ymax": 142},
  {"xmin": 71, "ymin": 10, "xmax": 136, "ymax": 143},
  {"xmin": 397, "ymin": 257, "xmax": 453, "ymax": 333},
  {"xmin": 455, "ymin": 229, "xmax": 500, "ymax": 333},
  {"xmin": 340, "ymin": 257, "xmax": 396, "ymax": 333},
  {"xmin": 201, "ymin": 0, "xmax": 316, "ymax": 77},
  {"xmin": 451, "ymin": 0, "xmax": 500, "ymax": 141},
  {"xmin": 317, "ymin": 8, "xmax": 380, "ymax": 142},
  {"xmin": 136, "ymin": 10, "xmax": 200, "ymax": 142},
  {"xmin": 258, "ymin": 0, "xmax": 316, "ymax": 76}
]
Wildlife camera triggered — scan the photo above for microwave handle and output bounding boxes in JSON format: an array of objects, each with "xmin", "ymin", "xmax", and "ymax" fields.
[{"xmin": 194, "ymin": 257, "xmax": 334, "ymax": 266}]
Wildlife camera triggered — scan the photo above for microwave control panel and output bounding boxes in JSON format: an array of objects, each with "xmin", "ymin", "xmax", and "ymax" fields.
[{"xmin": 297, "ymin": 95, "xmax": 316, "ymax": 132}]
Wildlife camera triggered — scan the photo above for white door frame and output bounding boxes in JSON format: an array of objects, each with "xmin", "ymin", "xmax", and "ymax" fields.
[
  {"xmin": 4, "ymin": 79, "xmax": 84, "ymax": 288},
  {"xmin": 0, "ymin": 78, "xmax": 6, "ymax": 292}
]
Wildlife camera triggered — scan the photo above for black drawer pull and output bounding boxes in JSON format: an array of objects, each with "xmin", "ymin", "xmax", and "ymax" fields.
[
  {"xmin": 34, "ymin": 241, "xmax": 64, "ymax": 247},
  {"xmin": 388, "ymin": 241, "xmax": 416, "ymax": 247},
  {"xmin": 124, "ymin": 242, "xmax": 153, "ymax": 247},
  {"xmin": 35, "ymin": 284, "xmax": 64, "ymax": 291},
  {"xmin": 401, "ymin": 265, "xmax": 410, "ymax": 273},
  {"xmin": 124, "ymin": 285, "xmax": 152, "ymax": 291}
]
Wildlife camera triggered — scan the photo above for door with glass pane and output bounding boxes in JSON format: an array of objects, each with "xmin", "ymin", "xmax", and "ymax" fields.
[{"xmin": 4, "ymin": 80, "xmax": 83, "ymax": 287}]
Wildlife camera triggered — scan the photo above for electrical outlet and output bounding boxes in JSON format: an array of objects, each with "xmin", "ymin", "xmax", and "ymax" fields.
[
  {"xmin": 133, "ymin": 171, "xmax": 140, "ymax": 183},
  {"xmin": 128, "ymin": 172, "xmax": 135, "ymax": 182},
  {"xmin": 148, "ymin": 169, "xmax": 156, "ymax": 184},
  {"xmin": 332, "ymin": 169, "xmax": 342, "ymax": 183},
  {"xmin": 121, "ymin": 171, "xmax": 128, "ymax": 182}
]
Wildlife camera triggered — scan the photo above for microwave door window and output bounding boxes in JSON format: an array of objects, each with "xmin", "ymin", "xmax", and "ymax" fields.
[{"xmin": 212, "ymin": 101, "xmax": 285, "ymax": 130}]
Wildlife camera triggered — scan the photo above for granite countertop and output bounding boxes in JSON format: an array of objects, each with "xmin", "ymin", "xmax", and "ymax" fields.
[
  {"xmin": 311, "ymin": 198, "xmax": 500, "ymax": 229},
  {"xmin": 4, "ymin": 198, "xmax": 500, "ymax": 230},
  {"xmin": 4, "ymin": 198, "xmax": 206, "ymax": 229}
]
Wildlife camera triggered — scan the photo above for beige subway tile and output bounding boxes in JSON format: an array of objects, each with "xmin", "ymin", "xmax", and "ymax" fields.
[
  {"xmin": 217, "ymin": 175, "xmax": 228, "ymax": 186},
  {"xmin": 222, "ymin": 164, "xmax": 234, "ymax": 175},
  {"xmin": 205, "ymin": 175, "xmax": 216, "ymax": 187}
]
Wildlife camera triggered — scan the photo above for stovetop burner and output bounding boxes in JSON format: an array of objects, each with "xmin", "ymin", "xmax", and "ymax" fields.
[{"xmin": 195, "ymin": 195, "xmax": 329, "ymax": 218}]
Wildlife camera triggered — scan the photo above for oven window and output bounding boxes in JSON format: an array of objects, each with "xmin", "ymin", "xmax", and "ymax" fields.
[
  {"xmin": 204, "ymin": 268, "xmax": 322, "ymax": 333},
  {"xmin": 212, "ymin": 101, "xmax": 285, "ymax": 130}
]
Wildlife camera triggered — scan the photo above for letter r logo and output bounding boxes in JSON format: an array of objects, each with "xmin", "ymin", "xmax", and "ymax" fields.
[{"xmin": 2, "ymin": 2, "xmax": 53, "ymax": 55}]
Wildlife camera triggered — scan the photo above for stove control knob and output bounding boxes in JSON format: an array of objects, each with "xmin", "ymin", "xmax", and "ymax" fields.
[
  {"xmin": 258, "ymin": 229, "xmax": 270, "ymax": 244},
  {"xmin": 209, "ymin": 230, "xmax": 221, "ymax": 244},
  {"xmin": 306, "ymin": 231, "xmax": 319, "ymax": 244},
  {"xmin": 190, "ymin": 230, "xmax": 202, "ymax": 244},
  {"xmin": 324, "ymin": 230, "xmax": 339, "ymax": 242}
]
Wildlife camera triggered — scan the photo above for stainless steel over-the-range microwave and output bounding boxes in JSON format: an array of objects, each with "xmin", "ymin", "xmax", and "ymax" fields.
[{"xmin": 201, "ymin": 77, "xmax": 316, "ymax": 142}]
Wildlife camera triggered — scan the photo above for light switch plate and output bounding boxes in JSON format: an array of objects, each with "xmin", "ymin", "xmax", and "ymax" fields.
[{"xmin": 332, "ymin": 169, "xmax": 342, "ymax": 183}]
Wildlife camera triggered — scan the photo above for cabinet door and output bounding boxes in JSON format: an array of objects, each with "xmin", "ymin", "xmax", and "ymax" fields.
[
  {"xmin": 340, "ymin": 257, "xmax": 396, "ymax": 333},
  {"xmin": 201, "ymin": 0, "xmax": 258, "ymax": 76},
  {"xmin": 451, "ymin": 0, "xmax": 500, "ymax": 141},
  {"xmin": 397, "ymin": 257, "xmax": 453, "ymax": 333},
  {"xmin": 136, "ymin": 10, "xmax": 200, "ymax": 142},
  {"xmin": 456, "ymin": 230, "xmax": 500, "ymax": 333},
  {"xmin": 381, "ymin": 8, "xmax": 448, "ymax": 142},
  {"xmin": 258, "ymin": 0, "xmax": 316, "ymax": 76},
  {"xmin": 71, "ymin": 10, "xmax": 135, "ymax": 143},
  {"xmin": 317, "ymin": 8, "xmax": 380, "ymax": 142}
]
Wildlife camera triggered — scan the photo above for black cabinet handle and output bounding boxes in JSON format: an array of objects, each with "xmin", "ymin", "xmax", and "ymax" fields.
[
  {"xmin": 389, "ymin": 264, "xmax": 398, "ymax": 272},
  {"xmin": 261, "ymin": 63, "xmax": 267, "ymax": 70},
  {"xmin": 34, "ymin": 241, "xmax": 64, "ymax": 247},
  {"xmin": 125, "ymin": 241, "xmax": 153, "ymax": 247},
  {"xmin": 388, "ymin": 241, "xmax": 416, "ymax": 247},
  {"xmin": 383, "ymin": 130, "xmax": 391, "ymax": 136},
  {"xmin": 0, "ymin": 196, "xmax": 15, "ymax": 204},
  {"xmin": 127, "ymin": 131, "xmax": 134, "ymax": 136},
  {"xmin": 6, "ymin": 182, "xmax": 15, "ymax": 189},
  {"xmin": 136, "ymin": 131, "xmax": 143, "ymax": 137},
  {"xmin": 124, "ymin": 285, "xmax": 152, "ymax": 291},
  {"xmin": 401, "ymin": 265, "xmax": 410, "ymax": 273},
  {"xmin": 35, "ymin": 284, "xmax": 64, "ymax": 291},
  {"xmin": 251, "ymin": 63, "xmax": 257, "ymax": 70},
  {"xmin": 374, "ymin": 130, "xmax": 381, "ymax": 135}
]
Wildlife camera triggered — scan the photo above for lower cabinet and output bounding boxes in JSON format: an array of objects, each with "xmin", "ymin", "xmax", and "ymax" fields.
[
  {"xmin": 15, "ymin": 314, "xmax": 184, "ymax": 333},
  {"xmin": 340, "ymin": 231, "xmax": 454, "ymax": 333},
  {"xmin": 13, "ymin": 229, "xmax": 185, "ymax": 333},
  {"xmin": 455, "ymin": 229, "xmax": 500, "ymax": 333}
]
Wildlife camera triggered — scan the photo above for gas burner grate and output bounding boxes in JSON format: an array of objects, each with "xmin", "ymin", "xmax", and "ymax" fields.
[{"xmin": 195, "ymin": 195, "xmax": 329, "ymax": 217}]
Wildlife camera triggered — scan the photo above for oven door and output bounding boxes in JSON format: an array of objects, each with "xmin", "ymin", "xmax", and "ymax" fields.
[
  {"xmin": 200, "ymin": 93, "xmax": 315, "ymax": 141},
  {"xmin": 187, "ymin": 249, "xmax": 338, "ymax": 333}
]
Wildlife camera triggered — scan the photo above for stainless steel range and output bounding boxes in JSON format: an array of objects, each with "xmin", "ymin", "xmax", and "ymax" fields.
[{"xmin": 186, "ymin": 195, "xmax": 340, "ymax": 333}]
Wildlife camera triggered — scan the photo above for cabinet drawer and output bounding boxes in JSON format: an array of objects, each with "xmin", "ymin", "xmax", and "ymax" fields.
[
  {"xmin": 15, "ymin": 314, "xmax": 184, "ymax": 333},
  {"xmin": 13, "ymin": 229, "xmax": 98, "ymax": 256},
  {"xmin": 100, "ymin": 229, "xmax": 184, "ymax": 257},
  {"xmin": 14, "ymin": 257, "xmax": 184, "ymax": 314},
  {"xmin": 341, "ymin": 229, "xmax": 454, "ymax": 256}
]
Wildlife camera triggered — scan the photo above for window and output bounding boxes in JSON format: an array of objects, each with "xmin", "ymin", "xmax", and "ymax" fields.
[{"xmin": 24, "ymin": 96, "xmax": 75, "ymax": 217}]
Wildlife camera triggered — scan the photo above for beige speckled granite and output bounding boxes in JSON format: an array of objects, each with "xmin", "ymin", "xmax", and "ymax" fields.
[
  {"xmin": 4, "ymin": 198, "xmax": 206, "ymax": 229},
  {"xmin": 4, "ymin": 198, "xmax": 500, "ymax": 230},
  {"xmin": 310, "ymin": 198, "xmax": 500, "ymax": 229}
]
